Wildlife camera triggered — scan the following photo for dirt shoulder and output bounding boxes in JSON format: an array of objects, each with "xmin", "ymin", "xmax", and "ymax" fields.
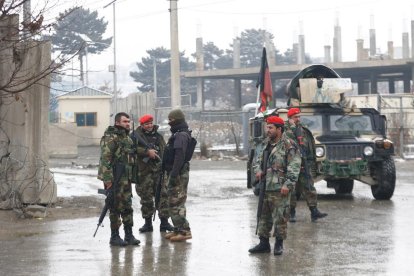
[
  {"xmin": 0, "ymin": 196, "xmax": 103, "ymax": 240},
  {"xmin": 0, "ymin": 196, "xmax": 102, "ymax": 233},
  {"xmin": 47, "ymin": 196, "xmax": 103, "ymax": 220}
]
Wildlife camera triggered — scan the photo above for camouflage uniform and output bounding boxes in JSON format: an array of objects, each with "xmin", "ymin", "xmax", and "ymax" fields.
[
  {"xmin": 98, "ymin": 126, "xmax": 135, "ymax": 230},
  {"xmin": 162, "ymin": 109, "xmax": 194, "ymax": 242},
  {"xmin": 134, "ymin": 125, "xmax": 169, "ymax": 219},
  {"xmin": 284, "ymin": 122, "xmax": 318, "ymax": 209},
  {"xmin": 165, "ymin": 130, "xmax": 191, "ymax": 230},
  {"xmin": 255, "ymin": 134, "xmax": 301, "ymax": 239},
  {"xmin": 167, "ymin": 162, "xmax": 190, "ymax": 229}
]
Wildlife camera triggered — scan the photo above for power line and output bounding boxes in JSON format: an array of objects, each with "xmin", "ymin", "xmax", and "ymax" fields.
[{"xmin": 185, "ymin": 1, "xmax": 379, "ymax": 16}]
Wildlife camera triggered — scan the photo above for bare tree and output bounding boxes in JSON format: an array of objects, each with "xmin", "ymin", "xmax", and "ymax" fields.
[
  {"xmin": 0, "ymin": 0, "xmax": 77, "ymax": 211},
  {"xmin": 227, "ymin": 114, "xmax": 242, "ymax": 156},
  {"xmin": 0, "ymin": 1, "xmax": 77, "ymax": 97}
]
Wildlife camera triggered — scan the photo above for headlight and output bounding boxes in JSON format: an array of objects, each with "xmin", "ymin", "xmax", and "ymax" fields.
[
  {"xmin": 363, "ymin": 146, "xmax": 374, "ymax": 156},
  {"xmin": 383, "ymin": 139, "xmax": 393, "ymax": 149},
  {"xmin": 375, "ymin": 139, "xmax": 393, "ymax": 149},
  {"xmin": 315, "ymin": 146, "xmax": 325, "ymax": 157}
]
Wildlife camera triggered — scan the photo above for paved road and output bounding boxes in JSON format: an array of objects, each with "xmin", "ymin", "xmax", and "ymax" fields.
[{"xmin": 1, "ymin": 156, "xmax": 413, "ymax": 275}]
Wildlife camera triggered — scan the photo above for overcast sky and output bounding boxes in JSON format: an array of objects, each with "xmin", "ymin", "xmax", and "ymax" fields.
[{"xmin": 43, "ymin": 0, "xmax": 414, "ymax": 90}]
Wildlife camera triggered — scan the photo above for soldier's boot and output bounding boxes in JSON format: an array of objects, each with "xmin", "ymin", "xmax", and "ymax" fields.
[
  {"xmin": 289, "ymin": 207, "xmax": 297, "ymax": 223},
  {"xmin": 139, "ymin": 217, "xmax": 153, "ymax": 233},
  {"xmin": 164, "ymin": 231, "xmax": 178, "ymax": 240},
  {"xmin": 124, "ymin": 226, "xmax": 140, "ymax": 246},
  {"xmin": 160, "ymin": 217, "xmax": 174, "ymax": 232},
  {"xmin": 248, "ymin": 236, "xmax": 271, "ymax": 254},
  {"xmin": 274, "ymin": 238, "xmax": 284, "ymax": 256},
  {"xmin": 109, "ymin": 229, "xmax": 128, "ymax": 247},
  {"xmin": 169, "ymin": 229, "xmax": 192, "ymax": 242},
  {"xmin": 310, "ymin": 207, "xmax": 328, "ymax": 222}
]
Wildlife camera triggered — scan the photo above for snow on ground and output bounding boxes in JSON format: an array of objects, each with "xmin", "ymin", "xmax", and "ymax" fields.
[
  {"xmin": 51, "ymin": 168, "xmax": 101, "ymax": 197},
  {"xmin": 51, "ymin": 166, "xmax": 249, "ymax": 200}
]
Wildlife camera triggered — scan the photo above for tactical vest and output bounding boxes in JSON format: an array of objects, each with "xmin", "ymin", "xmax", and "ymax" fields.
[
  {"xmin": 163, "ymin": 130, "xmax": 197, "ymax": 170},
  {"xmin": 98, "ymin": 128, "xmax": 134, "ymax": 181}
]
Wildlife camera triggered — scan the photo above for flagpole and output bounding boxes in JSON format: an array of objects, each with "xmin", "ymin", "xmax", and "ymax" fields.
[
  {"xmin": 254, "ymin": 85, "xmax": 260, "ymax": 116},
  {"xmin": 255, "ymin": 46, "xmax": 265, "ymax": 116}
]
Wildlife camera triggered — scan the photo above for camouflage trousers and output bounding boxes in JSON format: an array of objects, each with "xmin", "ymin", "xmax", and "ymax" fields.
[
  {"xmin": 257, "ymin": 191, "xmax": 291, "ymax": 240},
  {"xmin": 109, "ymin": 178, "xmax": 134, "ymax": 230},
  {"xmin": 135, "ymin": 168, "xmax": 169, "ymax": 219},
  {"xmin": 167, "ymin": 163, "xmax": 190, "ymax": 230},
  {"xmin": 290, "ymin": 170, "xmax": 318, "ymax": 209}
]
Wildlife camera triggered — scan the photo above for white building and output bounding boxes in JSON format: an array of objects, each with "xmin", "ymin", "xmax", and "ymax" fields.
[{"xmin": 54, "ymin": 86, "xmax": 112, "ymax": 146}]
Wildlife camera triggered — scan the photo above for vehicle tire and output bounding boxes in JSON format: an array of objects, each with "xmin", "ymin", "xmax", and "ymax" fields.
[
  {"xmin": 371, "ymin": 158, "xmax": 396, "ymax": 200},
  {"xmin": 328, "ymin": 179, "xmax": 354, "ymax": 194}
]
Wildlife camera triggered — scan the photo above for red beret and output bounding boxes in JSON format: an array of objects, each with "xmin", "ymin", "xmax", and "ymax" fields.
[
  {"xmin": 266, "ymin": 116, "xmax": 284, "ymax": 126},
  {"xmin": 139, "ymin": 114, "xmax": 153, "ymax": 124},
  {"xmin": 287, "ymin": 108, "xmax": 301, "ymax": 118}
]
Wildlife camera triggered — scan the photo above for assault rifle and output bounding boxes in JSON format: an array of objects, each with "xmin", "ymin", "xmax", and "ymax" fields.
[
  {"xmin": 256, "ymin": 149, "xmax": 269, "ymax": 235},
  {"xmin": 247, "ymin": 149, "xmax": 255, "ymax": 189},
  {"xmin": 130, "ymin": 115, "xmax": 139, "ymax": 184},
  {"xmin": 153, "ymin": 160, "xmax": 165, "ymax": 220},
  {"xmin": 131, "ymin": 129, "xmax": 161, "ymax": 163},
  {"xmin": 93, "ymin": 163, "xmax": 125, "ymax": 237},
  {"xmin": 131, "ymin": 126, "xmax": 162, "ymax": 220}
]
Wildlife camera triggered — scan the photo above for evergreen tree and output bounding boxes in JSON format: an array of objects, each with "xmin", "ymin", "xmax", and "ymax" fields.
[
  {"xmin": 236, "ymin": 29, "xmax": 275, "ymax": 67},
  {"xmin": 198, "ymin": 42, "xmax": 224, "ymax": 70},
  {"xmin": 47, "ymin": 7, "xmax": 112, "ymax": 83},
  {"xmin": 191, "ymin": 42, "xmax": 233, "ymax": 109},
  {"xmin": 129, "ymin": 47, "xmax": 195, "ymax": 107}
]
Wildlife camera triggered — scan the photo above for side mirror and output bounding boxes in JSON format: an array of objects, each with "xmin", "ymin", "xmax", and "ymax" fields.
[{"xmin": 253, "ymin": 120, "xmax": 263, "ymax": 138}]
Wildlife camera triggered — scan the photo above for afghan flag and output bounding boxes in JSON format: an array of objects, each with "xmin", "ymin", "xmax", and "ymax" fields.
[{"xmin": 256, "ymin": 47, "xmax": 273, "ymax": 113}]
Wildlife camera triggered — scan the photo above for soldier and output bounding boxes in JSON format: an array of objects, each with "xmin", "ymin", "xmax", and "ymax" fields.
[
  {"xmin": 284, "ymin": 107, "xmax": 327, "ymax": 222},
  {"xmin": 133, "ymin": 114, "xmax": 174, "ymax": 233},
  {"xmin": 163, "ymin": 109, "xmax": 192, "ymax": 242},
  {"xmin": 97, "ymin": 112, "xmax": 140, "ymax": 246},
  {"xmin": 249, "ymin": 116, "xmax": 301, "ymax": 256}
]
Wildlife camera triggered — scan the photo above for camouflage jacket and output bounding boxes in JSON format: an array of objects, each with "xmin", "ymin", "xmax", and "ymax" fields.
[
  {"xmin": 255, "ymin": 134, "xmax": 301, "ymax": 191},
  {"xmin": 133, "ymin": 125, "xmax": 166, "ymax": 171},
  {"xmin": 97, "ymin": 126, "xmax": 134, "ymax": 183},
  {"xmin": 284, "ymin": 121, "xmax": 316, "ymax": 163}
]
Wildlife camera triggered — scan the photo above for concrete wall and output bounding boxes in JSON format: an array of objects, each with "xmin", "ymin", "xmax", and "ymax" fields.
[
  {"xmin": 49, "ymin": 123, "xmax": 78, "ymax": 158},
  {"xmin": 57, "ymin": 96, "xmax": 111, "ymax": 146},
  {"xmin": 115, "ymin": 92, "xmax": 156, "ymax": 123},
  {"xmin": 0, "ymin": 15, "xmax": 56, "ymax": 206}
]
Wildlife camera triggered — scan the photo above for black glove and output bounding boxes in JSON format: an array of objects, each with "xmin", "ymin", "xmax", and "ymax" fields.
[
  {"xmin": 253, "ymin": 181, "xmax": 262, "ymax": 196},
  {"xmin": 105, "ymin": 190, "xmax": 115, "ymax": 209}
]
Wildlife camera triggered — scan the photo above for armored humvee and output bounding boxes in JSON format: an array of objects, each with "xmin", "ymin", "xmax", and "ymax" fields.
[{"xmin": 247, "ymin": 65, "xmax": 396, "ymax": 200}]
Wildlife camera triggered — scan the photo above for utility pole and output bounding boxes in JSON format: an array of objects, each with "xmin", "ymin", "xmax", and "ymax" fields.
[
  {"xmin": 104, "ymin": 0, "xmax": 118, "ymax": 116},
  {"xmin": 153, "ymin": 59, "xmax": 158, "ymax": 123},
  {"xmin": 84, "ymin": 44, "xmax": 89, "ymax": 86},
  {"xmin": 169, "ymin": 0, "xmax": 181, "ymax": 108},
  {"xmin": 23, "ymin": 0, "xmax": 31, "ymax": 39}
]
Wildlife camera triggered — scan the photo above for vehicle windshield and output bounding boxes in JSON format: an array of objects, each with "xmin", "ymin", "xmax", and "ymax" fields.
[
  {"xmin": 301, "ymin": 115, "xmax": 323, "ymax": 132},
  {"xmin": 329, "ymin": 115, "xmax": 373, "ymax": 133}
]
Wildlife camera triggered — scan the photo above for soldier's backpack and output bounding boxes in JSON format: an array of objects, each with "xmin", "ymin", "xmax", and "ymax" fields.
[
  {"xmin": 164, "ymin": 130, "xmax": 197, "ymax": 166},
  {"xmin": 185, "ymin": 133, "xmax": 197, "ymax": 162}
]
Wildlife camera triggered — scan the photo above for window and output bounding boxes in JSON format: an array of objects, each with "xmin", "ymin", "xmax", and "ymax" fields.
[
  {"xmin": 301, "ymin": 115, "xmax": 323, "ymax": 132},
  {"xmin": 329, "ymin": 115, "xmax": 373, "ymax": 133},
  {"xmin": 75, "ymin": 112, "xmax": 97, "ymax": 126}
]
